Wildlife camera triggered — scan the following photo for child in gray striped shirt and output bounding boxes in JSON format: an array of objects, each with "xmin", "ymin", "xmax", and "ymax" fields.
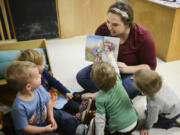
[{"xmin": 134, "ymin": 69, "xmax": 180, "ymax": 135}]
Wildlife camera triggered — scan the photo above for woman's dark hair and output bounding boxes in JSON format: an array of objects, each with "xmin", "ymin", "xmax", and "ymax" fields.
[{"xmin": 108, "ymin": 1, "xmax": 134, "ymax": 28}]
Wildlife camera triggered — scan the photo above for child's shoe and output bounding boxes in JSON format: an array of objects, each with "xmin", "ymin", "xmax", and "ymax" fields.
[
  {"xmin": 76, "ymin": 110, "xmax": 95, "ymax": 124},
  {"xmin": 76, "ymin": 98, "xmax": 93, "ymax": 123},
  {"xmin": 80, "ymin": 98, "xmax": 92, "ymax": 112},
  {"xmin": 75, "ymin": 118, "xmax": 95, "ymax": 135},
  {"xmin": 175, "ymin": 117, "xmax": 180, "ymax": 127},
  {"xmin": 75, "ymin": 123, "xmax": 88, "ymax": 135},
  {"xmin": 73, "ymin": 91, "xmax": 85, "ymax": 103},
  {"xmin": 87, "ymin": 118, "xmax": 95, "ymax": 135},
  {"xmin": 84, "ymin": 118, "xmax": 95, "ymax": 135},
  {"xmin": 76, "ymin": 110, "xmax": 87, "ymax": 123}
]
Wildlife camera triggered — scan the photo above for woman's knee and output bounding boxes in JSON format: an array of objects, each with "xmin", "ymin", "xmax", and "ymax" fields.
[{"xmin": 76, "ymin": 65, "xmax": 92, "ymax": 83}]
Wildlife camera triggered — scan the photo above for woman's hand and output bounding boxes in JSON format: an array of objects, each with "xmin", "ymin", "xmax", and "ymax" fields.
[
  {"xmin": 117, "ymin": 62, "xmax": 151, "ymax": 74},
  {"xmin": 66, "ymin": 93, "xmax": 73, "ymax": 100},
  {"xmin": 117, "ymin": 62, "xmax": 128, "ymax": 73}
]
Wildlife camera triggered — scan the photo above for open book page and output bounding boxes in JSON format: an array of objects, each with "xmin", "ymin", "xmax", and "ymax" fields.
[
  {"xmin": 106, "ymin": 52, "xmax": 120, "ymax": 74},
  {"xmin": 85, "ymin": 35, "xmax": 120, "ymax": 62},
  {"xmin": 49, "ymin": 88, "xmax": 75, "ymax": 109}
]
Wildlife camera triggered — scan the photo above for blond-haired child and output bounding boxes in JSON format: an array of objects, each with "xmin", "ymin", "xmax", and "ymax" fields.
[
  {"xmin": 6, "ymin": 61, "xmax": 94, "ymax": 135},
  {"xmin": 6, "ymin": 61, "xmax": 58, "ymax": 135},
  {"xmin": 16, "ymin": 49, "xmax": 73, "ymax": 100},
  {"xmin": 91, "ymin": 53, "xmax": 138, "ymax": 135},
  {"xmin": 16, "ymin": 49, "xmax": 92, "ymax": 118},
  {"xmin": 134, "ymin": 69, "xmax": 180, "ymax": 135}
]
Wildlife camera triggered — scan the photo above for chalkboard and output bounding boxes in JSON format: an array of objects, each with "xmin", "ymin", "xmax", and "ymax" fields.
[{"xmin": 9, "ymin": 0, "xmax": 59, "ymax": 41}]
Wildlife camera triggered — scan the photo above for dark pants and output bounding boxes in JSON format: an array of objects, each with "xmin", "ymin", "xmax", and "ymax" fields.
[
  {"xmin": 62, "ymin": 99, "xmax": 80, "ymax": 115},
  {"xmin": 153, "ymin": 114, "xmax": 180, "ymax": 129},
  {"xmin": 110, "ymin": 130, "xmax": 133, "ymax": 135},
  {"xmin": 36, "ymin": 133, "xmax": 58, "ymax": 135},
  {"xmin": 76, "ymin": 64, "xmax": 140, "ymax": 99},
  {"xmin": 54, "ymin": 109, "xmax": 80, "ymax": 135}
]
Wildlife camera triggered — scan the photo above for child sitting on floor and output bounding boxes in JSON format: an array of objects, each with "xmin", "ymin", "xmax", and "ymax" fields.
[
  {"xmin": 5, "ymin": 61, "xmax": 95, "ymax": 135},
  {"xmin": 133, "ymin": 69, "xmax": 180, "ymax": 135},
  {"xmin": 16, "ymin": 49, "xmax": 92, "ymax": 121},
  {"xmin": 91, "ymin": 52, "xmax": 138, "ymax": 135}
]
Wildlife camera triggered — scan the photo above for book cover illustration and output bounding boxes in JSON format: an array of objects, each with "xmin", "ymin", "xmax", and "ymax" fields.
[
  {"xmin": 49, "ymin": 88, "xmax": 75, "ymax": 109},
  {"xmin": 85, "ymin": 35, "xmax": 120, "ymax": 62}
]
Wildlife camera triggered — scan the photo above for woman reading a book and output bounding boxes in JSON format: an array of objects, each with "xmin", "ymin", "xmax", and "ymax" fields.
[{"xmin": 76, "ymin": 0, "xmax": 157, "ymax": 99}]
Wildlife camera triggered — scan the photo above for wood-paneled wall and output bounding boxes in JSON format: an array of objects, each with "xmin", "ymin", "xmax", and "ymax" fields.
[
  {"xmin": 126, "ymin": 0, "xmax": 180, "ymax": 62},
  {"xmin": 57, "ymin": 0, "xmax": 116, "ymax": 38}
]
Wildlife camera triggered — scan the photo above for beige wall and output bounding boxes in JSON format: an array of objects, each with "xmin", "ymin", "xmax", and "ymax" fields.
[{"xmin": 57, "ymin": 0, "xmax": 116, "ymax": 38}]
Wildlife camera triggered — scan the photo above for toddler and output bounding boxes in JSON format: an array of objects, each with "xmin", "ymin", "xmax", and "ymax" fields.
[
  {"xmin": 134, "ymin": 69, "xmax": 180, "ymax": 135},
  {"xmin": 6, "ymin": 61, "xmax": 94, "ymax": 135},
  {"xmin": 91, "ymin": 52, "xmax": 138, "ymax": 135}
]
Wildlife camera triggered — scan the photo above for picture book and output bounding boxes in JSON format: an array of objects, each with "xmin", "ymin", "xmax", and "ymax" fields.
[
  {"xmin": 85, "ymin": 34, "xmax": 120, "ymax": 62},
  {"xmin": 49, "ymin": 87, "xmax": 75, "ymax": 109}
]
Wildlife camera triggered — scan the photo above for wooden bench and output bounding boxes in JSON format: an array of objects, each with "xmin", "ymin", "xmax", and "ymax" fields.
[{"xmin": 0, "ymin": 39, "xmax": 52, "ymax": 85}]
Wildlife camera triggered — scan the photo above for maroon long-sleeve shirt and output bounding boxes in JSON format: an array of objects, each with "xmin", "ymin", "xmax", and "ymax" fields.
[{"xmin": 95, "ymin": 22, "xmax": 157, "ymax": 70}]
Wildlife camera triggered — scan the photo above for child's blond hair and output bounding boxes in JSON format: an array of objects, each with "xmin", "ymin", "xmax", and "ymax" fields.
[
  {"xmin": 16, "ymin": 49, "xmax": 44, "ymax": 65},
  {"xmin": 134, "ymin": 69, "xmax": 162, "ymax": 97},
  {"xmin": 90, "ymin": 61, "xmax": 116, "ymax": 91},
  {"xmin": 5, "ymin": 61, "xmax": 37, "ymax": 91}
]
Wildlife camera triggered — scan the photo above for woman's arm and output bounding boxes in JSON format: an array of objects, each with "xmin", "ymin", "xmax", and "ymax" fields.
[
  {"xmin": 143, "ymin": 105, "xmax": 159, "ymax": 130},
  {"xmin": 43, "ymin": 70, "xmax": 69, "ymax": 95},
  {"xmin": 118, "ymin": 28, "xmax": 156, "ymax": 73},
  {"xmin": 137, "ymin": 31, "xmax": 157, "ymax": 70},
  {"xmin": 117, "ymin": 62, "xmax": 150, "ymax": 74}
]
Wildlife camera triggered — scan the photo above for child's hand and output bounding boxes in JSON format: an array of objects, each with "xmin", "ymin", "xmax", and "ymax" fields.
[
  {"xmin": 44, "ymin": 124, "xmax": 57, "ymax": 132},
  {"xmin": 117, "ymin": 61, "xmax": 128, "ymax": 73},
  {"xmin": 49, "ymin": 117, "xmax": 58, "ymax": 130},
  {"xmin": 66, "ymin": 93, "xmax": 73, "ymax": 100},
  {"xmin": 95, "ymin": 54, "xmax": 102, "ymax": 62},
  {"xmin": 139, "ymin": 129, "xmax": 149, "ymax": 135},
  {"xmin": 82, "ymin": 92, "xmax": 96, "ymax": 100},
  {"xmin": 106, "ymin": 51, "xmax": 114, "ymax": 56}
]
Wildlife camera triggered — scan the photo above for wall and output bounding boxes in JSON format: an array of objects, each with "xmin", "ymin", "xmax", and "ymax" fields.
[
  {"xmin": 58, "ymin": 0, "xmax": 116, "ymax": 38},
  {"xmin": 126, "ymin": 0, "xmax": 180, "ymax": 61}
]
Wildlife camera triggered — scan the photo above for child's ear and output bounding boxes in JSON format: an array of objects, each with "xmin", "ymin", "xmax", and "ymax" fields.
[
  {"xmin": 141, "ymin": 91, "xmax": 146, "ymax": 96},
  {"xmin": 25, "ymin": 83, "xmax": 32, "ymax": 90}
]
